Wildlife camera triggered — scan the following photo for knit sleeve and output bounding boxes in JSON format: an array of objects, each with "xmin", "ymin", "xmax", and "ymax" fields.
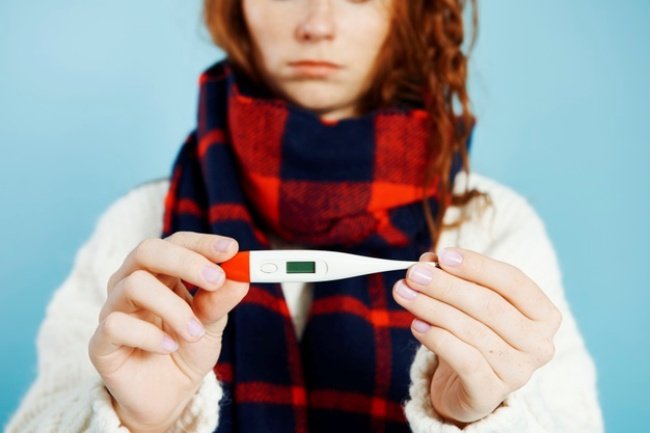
[
  {"xmin": 401, "ymin": 178, "xmax": 604, "ymax": 432},
  {"xmin": 4, "ymin": 180, "xmax": 224, "ymax": 433}
]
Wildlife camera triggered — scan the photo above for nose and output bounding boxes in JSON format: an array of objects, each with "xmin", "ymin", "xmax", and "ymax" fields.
[{"xmin": 295, "ymin": 0, "xmax": 335, "ymax": 43}]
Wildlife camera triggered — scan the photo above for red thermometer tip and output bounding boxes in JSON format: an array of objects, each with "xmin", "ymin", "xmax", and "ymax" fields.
[{"xmin": 220, "ymin": 251, "xmax": 251, "ymax": 282}]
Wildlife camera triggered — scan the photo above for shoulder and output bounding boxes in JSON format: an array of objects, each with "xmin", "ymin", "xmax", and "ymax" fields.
[
  {"xmin": 441, "ymin": 171, "xmax": 553, "ymax": 258},
  {"xmin": 441, "ymin": 171, "xmax": 563, "ymax": 286},
  {"xmin": 445, "ymin": 172, "xmax": 539, "ymax": 229},
  {"xmin": 456, "ymin": 171, "xmax": 540, "ymax": 223},
  {"xmin": 39, "ymin": 178, "xmax": 172, "ymax": 320},
  {"xmin": 96, "ymin": 178, "xmax": 170, "ymax": 238},
  {"xmin": 83, "ymin": 178, "xmax": 171, "ymax": 279}
]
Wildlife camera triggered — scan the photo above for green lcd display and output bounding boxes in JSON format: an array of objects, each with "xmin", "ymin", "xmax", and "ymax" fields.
[{"xmin": 286, "ymin": 261, "xmax": 316, "ymax": 274}]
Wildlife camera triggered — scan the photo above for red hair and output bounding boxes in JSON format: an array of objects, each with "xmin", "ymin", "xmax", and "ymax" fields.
[{"xmin": 202, "ymin": 0, "xmax": 489, "ymax": 251}]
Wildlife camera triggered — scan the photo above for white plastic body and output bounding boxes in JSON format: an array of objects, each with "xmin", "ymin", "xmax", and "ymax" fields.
[{"xmin": 249, "ymin": 250, "xmax": 419, "ymax": 283}]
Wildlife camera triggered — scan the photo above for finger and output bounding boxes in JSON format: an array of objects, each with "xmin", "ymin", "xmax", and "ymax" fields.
[
  {"xmin": 101, "ymin": 270, "xmax": 206, "ymax": 342},
  {"xmin": 90, "ymin": 311, "xmax": 179, "ymax": 359},
  {"xmin": 172, "ymin": 278, "xmax": 195, "ymax": 305},
  {"xmin": 192, "ymin": 279, "xmax": 250, "ymax": 332},
  {"xmin": 108, "ymin": 236, "xmax": 232, "ymax": 293},
  {"xmin": 165, "ymin": 231, "xmax": 238, "ymax": 262},
  {"xmin": 435, "ymin": 247, "xmax": 555, "ymax": 321},
  {"xmin": 410, "ymin": 321, "xmax": 505, "ymax": 398},
  {"xmin": 419, "ymin": 251, "xmax": 438, "ymax": 263},
  {"xmin": 393, "ymin": 279, "xmax": 528, "ymax": 387},
  {"xmin": 405, "ymin": 263, "xmax": 535, "ymax": 351},
  {"xmin": 157, "ymin": 274, "xmax": 194, "ymax": 304}
]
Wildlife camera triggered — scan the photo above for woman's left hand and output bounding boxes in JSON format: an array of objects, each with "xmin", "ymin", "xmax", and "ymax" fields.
[{"xmin": 392, "ymin": 247, "xmax": 563, "ymax": 426}]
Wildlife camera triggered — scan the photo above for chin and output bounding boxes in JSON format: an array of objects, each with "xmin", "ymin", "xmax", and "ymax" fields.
[
  {"xmin": 294, "ymin": 98, "xmax": 343, "ymax": 114},
  {"xmin": 283, "ymin": 85, "xmax": 355, "ymax": 117}
]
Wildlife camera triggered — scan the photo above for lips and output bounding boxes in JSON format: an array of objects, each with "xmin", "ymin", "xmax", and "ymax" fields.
[{"xmin": 289, "ymin": 60, "xmax": 341, "ymax": 78}]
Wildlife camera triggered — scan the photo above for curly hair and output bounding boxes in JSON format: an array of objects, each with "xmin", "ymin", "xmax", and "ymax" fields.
[{"xmin": 202, "ymin": 0, "xmax": 489, "ymax": 252}]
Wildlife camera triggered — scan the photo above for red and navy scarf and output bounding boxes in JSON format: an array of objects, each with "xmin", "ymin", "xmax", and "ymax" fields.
[{"xmin": 162, "ymin": 59, "xmax": 473, "ymax": 433}]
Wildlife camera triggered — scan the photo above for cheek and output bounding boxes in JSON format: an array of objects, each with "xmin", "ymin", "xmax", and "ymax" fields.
[
  {"xmin": 338, "ymin": 8, "xmax": 391, "ymax": 74},
  {"xmin": 242, "ymin": 2, "xmax": 288, "ymax": 68}
]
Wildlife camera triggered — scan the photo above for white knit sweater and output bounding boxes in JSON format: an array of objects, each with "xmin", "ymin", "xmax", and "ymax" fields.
[{"xmin": 5, "ymin": 172, "xmax": 604, "ymax": 433}]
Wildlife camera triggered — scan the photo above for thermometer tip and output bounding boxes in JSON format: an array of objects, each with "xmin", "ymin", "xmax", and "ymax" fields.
[{"xmin": 220, "ymin": 251, "xmax": 251, "ymax": 283}]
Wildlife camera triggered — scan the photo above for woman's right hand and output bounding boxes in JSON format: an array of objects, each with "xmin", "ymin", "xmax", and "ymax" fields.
[{"xmin": 88, "ymin": 231, "xmax": 249, "ymax": 433}]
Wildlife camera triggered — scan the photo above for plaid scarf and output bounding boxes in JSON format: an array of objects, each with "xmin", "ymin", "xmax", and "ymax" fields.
[{"xmin": 162, "ymin": 59, "xmax": 473, "ymax": 433}]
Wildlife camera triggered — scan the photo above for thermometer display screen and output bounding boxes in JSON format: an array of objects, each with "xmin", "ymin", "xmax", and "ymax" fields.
[{"xmin": 286, "ymin": 261, "xmax": 316, "ymax": 274}]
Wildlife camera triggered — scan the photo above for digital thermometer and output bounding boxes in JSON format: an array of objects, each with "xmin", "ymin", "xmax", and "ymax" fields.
[{"xmin": 219, "ymin": 250, "xmax": 424, "ymax": 283}]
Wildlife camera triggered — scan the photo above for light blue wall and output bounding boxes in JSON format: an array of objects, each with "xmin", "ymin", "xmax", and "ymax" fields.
[{"xmin": 0, "ymin": 0, "xmax": 647, "ymax": 431}]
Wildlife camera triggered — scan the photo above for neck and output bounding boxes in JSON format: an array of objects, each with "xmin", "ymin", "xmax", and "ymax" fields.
[{"xmin": 315, "ymin": 104, "xmax": 358, "ymax": 123}]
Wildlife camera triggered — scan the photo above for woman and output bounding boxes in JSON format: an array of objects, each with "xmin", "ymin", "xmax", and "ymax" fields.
[{"xmin": 6, "ymin": 0, "xmax": 603, "ymax": 432}]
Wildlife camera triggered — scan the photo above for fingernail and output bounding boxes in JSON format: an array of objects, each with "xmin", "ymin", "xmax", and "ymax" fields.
[
  {"xmin": 162, "ymin": 336, "xmax": 179, "ymax": 352},
  {"xmin": 412, "ymin": 319, "xmax": 431, "ymax": 333},
  {"xmin": 408, "ymin": 264, "xmax": 433, "ymax": 285},
  {"xmin": 214, "ymin": 238, "xmax": 234, "ymax": 252},
  {"xmin": 188, "ymin": 318, "xmax": 205, "ymax": 338},
  {"xmin": 395, "ymin": 280, "xmax": 418, "ymax": 300},
  {"xmin": 202, "ymin": 266, "xmax": 224, "ymax": 285},
  {"xmin": 439, "ymin": 248, "xmax": 463, "ymax": 267}
]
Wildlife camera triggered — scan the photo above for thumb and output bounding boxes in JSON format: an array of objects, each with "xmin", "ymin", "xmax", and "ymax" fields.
[
  {"xmin": 419, "ymin": 251, "xmax": 438, "ymax": 263},
  {"xmin": 191, "ymin": 279, "xmax": 250, "ymax": 334}
]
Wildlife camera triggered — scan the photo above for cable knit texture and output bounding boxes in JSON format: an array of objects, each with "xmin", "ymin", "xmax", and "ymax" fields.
[{"xmin": 5, "ymin": 172, "xmax": 604, "ymax": 432}]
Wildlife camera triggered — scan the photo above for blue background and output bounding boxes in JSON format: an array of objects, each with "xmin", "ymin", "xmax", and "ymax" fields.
[{"xmin": 1, "ymin": 0, "xmax": 648, "ymax": 431}]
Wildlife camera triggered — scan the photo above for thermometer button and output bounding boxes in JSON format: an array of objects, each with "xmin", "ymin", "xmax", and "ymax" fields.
[{"xmin": 260, "ymin": 263, "xmax": 278, "ymax": 273}]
